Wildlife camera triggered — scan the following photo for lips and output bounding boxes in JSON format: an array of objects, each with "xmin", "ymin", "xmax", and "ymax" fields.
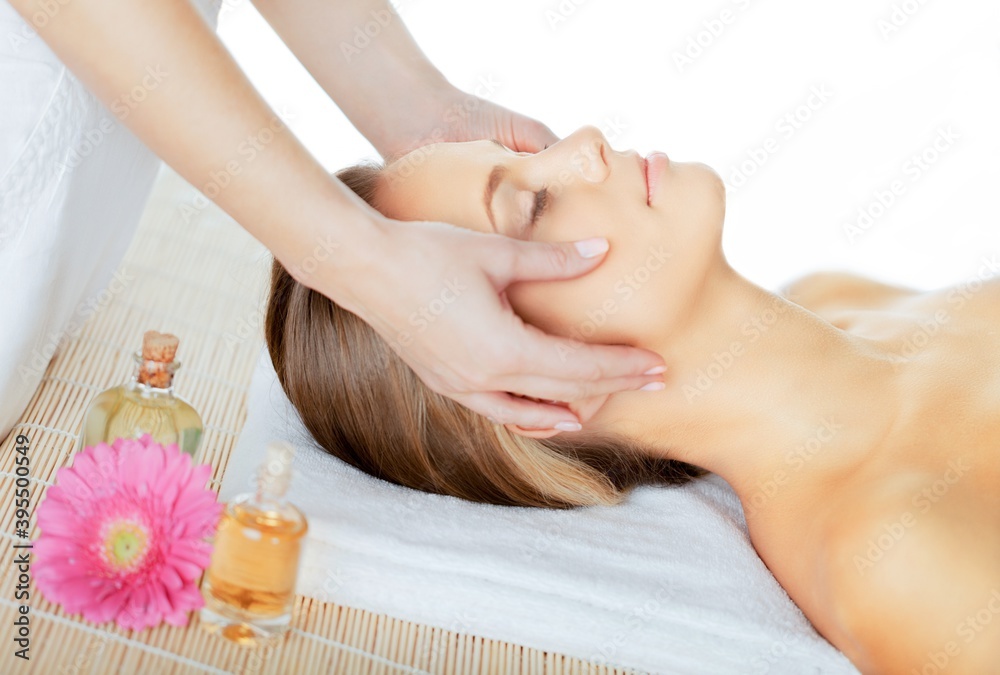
[
  {"xmin": 642, "ymin": 156, "xmax": 650, "ymax": 204},
  {"xmin": 644, "ymin": 152, "xmax": 669, "ymax": 205}
]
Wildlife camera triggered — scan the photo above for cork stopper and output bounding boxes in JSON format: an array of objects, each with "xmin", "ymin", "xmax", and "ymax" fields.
[
  {"xmin": 142, "ymin": 331, "xmax": 179, "ymax": 362},
  {"xmin": 136, "ymin": 331, "xmax": 180, "ymax": 388}
]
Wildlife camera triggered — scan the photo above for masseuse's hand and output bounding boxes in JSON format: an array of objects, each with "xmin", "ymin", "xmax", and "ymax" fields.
[
  {"xmin": 442, "ymin": 94, "xmax": 558, "ymax": 154},
  {"xmin": 332, "ymin": 218, "xmax": 667, "ymax": 431},
  {"xmin": 378, "ymin": 85, "xmax": 560, "ymax": 158}
]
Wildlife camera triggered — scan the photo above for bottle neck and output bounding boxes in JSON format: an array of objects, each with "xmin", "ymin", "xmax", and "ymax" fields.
[
  {"xmin": 254, "ymin": 464, "xmax": 291, "ymax": 506},
  {"xmin": 128, "ymin": 350, "xmax": 178, "ymax": 393},
  {"xmin": 252, "ymin": 487, "xmax": 288, "ymax": 508}
]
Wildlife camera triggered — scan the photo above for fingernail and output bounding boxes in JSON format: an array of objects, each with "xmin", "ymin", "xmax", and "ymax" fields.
[
  {"xmin": 643, "ymin": 365, "xmax": 667, "ymax": 375},
  {"xmin": 574, "ymin": 237, "xmax": 609, "ymax": 259},
  {"xmin": 554, "ymin": 421, "xmax": 583, "ymax": 432},
  {"xmin": 640, "ymin": 382, "xmax": 665, "ymax": 392}
]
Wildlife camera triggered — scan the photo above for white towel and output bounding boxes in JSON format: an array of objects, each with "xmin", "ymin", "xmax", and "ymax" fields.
[{"xmin": 220, "ymin": 348, "xmax": 859, "ymax": 674}]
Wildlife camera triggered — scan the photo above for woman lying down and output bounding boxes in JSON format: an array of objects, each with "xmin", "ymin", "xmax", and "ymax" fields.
[{"xmin": 264, "ymin": 126, "xmax": 999, "ymax": 673}]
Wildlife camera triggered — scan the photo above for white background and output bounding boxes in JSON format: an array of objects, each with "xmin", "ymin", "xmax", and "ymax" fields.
[{"xmin": 218, "ymin": 0, "xmax": 1000, "ymax": 291}]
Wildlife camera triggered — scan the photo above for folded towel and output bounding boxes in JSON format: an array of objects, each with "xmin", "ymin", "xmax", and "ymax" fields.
[{"xmin": 220, "ymin": 348, "xmax": 858, "ymax": 674}]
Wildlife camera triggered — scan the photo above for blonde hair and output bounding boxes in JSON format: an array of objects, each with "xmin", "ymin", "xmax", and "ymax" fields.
[{"xmin": 264, "ymin": 162, "xmax": 703, "ymax": 508}]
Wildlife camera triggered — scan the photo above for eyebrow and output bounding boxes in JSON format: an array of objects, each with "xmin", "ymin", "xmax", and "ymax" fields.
[
  {"xmin": 483, "ymin": 139, "xmax": 514, "ymax": 231},
  {"xmin": 483, "ymin": 163, "xmax": 509, "ymax": 232}
]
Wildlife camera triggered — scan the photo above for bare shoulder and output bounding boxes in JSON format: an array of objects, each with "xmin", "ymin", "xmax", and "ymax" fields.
[
  {"xmin": 780, "ymin": 271, "xmax": 919, "ymax": 315},
  {"xmin": 933, "ymin": 268, "xmax": 1000, "ymax": 320},
  {"xmin": 817, "ymin": 472, "xmax": 1000, "ymax": 673}
]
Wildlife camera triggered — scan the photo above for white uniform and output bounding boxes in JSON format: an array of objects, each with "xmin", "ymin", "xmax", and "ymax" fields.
[{"xmin": 0, "ymin": 0, "xmax": 220, "ymax": 441}]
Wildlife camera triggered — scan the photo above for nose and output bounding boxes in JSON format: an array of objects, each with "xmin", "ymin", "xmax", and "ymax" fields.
[{"xmin": 557, "ymin": 125, "xmax": 611, "ymax": 184}]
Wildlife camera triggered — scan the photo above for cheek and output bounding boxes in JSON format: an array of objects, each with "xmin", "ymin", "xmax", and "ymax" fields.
[
  {"xmin": 506, "ymin": 198, "xmax": 632, "ymax": 340},
  {"xmin": 511, "ymin": 199, "xmax": 668, "ymax": 342},
  {"xmin": 507, "ymin": 274, "xmax": 605, "ymax": 342},
  {"xmin": 507, "ymin": 241, "xmax": 680, "ymax": 345}
]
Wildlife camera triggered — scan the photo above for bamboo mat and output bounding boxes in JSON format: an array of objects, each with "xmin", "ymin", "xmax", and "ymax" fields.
[{"xmin": 0, "ymin": 167, "xmax": 643, "ymax": 675}]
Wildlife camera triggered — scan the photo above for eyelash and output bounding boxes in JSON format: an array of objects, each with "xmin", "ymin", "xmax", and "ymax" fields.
[{"xmin": 530, "ymin": 187, "xmax": 550, "ymax": 226}]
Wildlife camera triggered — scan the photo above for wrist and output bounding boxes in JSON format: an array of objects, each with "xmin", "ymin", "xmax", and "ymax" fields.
[{"xmin": 280, "ymin": 204, "xmax": 391, "ymax": 314}]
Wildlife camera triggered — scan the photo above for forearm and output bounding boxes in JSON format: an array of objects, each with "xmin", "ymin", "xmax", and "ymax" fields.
[
  {"xmin": 9, "ymin": 0, "xmax": 380, "ymax": 287},
  {"xmin": 251, "ymin": 0, "xmax": 454, "ymax": 157}
]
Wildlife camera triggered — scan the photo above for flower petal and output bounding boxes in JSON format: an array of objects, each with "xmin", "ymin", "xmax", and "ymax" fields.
[
  {"xmin": 159, "ymin": 563, "xmax": 184, "ymax": 591},
  {"xmin": 87, "ymin": 587, "xmax": 129, "ymax": 624}
]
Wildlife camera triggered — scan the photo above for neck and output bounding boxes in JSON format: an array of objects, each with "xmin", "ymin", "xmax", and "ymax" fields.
[{"xmin": 599, "ymin": 258, "xmax": 903, "ymax": 512}]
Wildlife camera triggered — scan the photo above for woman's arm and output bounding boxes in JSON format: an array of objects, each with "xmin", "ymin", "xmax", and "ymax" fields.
[
  {"xmin": 8, "ymin": 0, "xmax": 372, "ymax": 273},
  {"xmin": 251, "ymin": 0, "xmax": 557, "ymax": 157}
]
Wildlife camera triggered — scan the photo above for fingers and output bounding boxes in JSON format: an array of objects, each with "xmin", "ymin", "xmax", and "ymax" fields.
[
  {"xmin": 460, "ymin": 391, "xmax": 583, "ymax": 431},
  {"xmin": 498, "ymin": 237, "xmax": 612, "ymax": 285},
  {"xmin": 515, "ymin": 330, "xmax": 666, "ymax": 382},
  {"xmin": 490, "ymin": 372, "xmax": 666, "ymax": 404}
]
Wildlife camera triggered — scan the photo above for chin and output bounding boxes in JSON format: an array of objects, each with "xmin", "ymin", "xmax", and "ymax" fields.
[
  {"xmin": 694, "ymin": 161, "xmax": 726, "ymax": 192},
  {"xmin": 655, "ymin": 161, "xmax": 726, "ymax": 239},
  {"xmin": 698, "ymin": 162, "xmax": 727, "ymax": 233},
  {"xmin": 686, "ymin": 161, "xmax": 727, "ymax": 212},
  {"xmin": 648, "ymin": 161, "xmax": 726, "ymax": 332}
]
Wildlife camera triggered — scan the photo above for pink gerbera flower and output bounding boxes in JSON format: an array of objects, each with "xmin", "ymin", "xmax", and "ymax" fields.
[{"xmin": 35, "ymin": 434, "xmax": 223, "ymax": 631}]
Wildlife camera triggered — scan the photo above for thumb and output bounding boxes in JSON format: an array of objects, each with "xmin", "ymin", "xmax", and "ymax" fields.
[
  {"xmin": 501, "ymin": 236, "xmax": 611, "ymax": 284},
  {"xmin": 512, "ymin": 118, "xmax": 559, "ymax": 154}
]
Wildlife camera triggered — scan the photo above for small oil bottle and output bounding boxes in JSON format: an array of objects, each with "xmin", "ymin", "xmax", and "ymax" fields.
[
  {"xmin": 80, "ymin": 330, "xmax": 203, "ymax": 457},
  {"xmin": 200, "ymin": 441, "xmax": 308, "ymax": 646}
]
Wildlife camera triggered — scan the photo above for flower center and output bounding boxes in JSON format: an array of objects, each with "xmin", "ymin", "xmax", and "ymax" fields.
[{"xmin": 103, "ymin": 521, "xmax": 148, "ymax": 570}]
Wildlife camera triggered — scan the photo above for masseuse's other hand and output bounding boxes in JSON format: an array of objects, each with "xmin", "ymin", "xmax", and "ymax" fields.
[
  {"xmin": 333, "ymin": 218, "xmax": 667, "ymax": 432},
  {"xmin": 438, "ymin": 91, "xmax": 559, "ymax": 153},
  {"xmin": 379, "ymin": 85, "xmax": 559, "ymax": 159}
]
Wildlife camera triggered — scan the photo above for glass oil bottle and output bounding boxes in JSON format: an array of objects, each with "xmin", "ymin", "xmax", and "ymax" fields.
[
  {"xmin": 200, "ymin": 441, "xmax": 309, "ymax": 646},
  {"xmin": 80, "ymin": 330, "xmax": 203, "ymax": 457}
]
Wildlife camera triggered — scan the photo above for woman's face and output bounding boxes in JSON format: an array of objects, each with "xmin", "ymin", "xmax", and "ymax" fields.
[{"xmin": 377, "ymin": 125, "xmax": 726, "ymax": 346}]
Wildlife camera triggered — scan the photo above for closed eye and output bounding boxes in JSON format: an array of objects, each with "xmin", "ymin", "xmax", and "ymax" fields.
[{"xmin": 530, "ymin": 187, "xmax": 550, "ymax": 227}]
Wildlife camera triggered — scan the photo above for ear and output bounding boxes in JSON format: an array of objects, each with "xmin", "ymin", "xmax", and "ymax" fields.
[{"xmin": 504, "ymin": 394, "xmax": 611, "ymax": 439}]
